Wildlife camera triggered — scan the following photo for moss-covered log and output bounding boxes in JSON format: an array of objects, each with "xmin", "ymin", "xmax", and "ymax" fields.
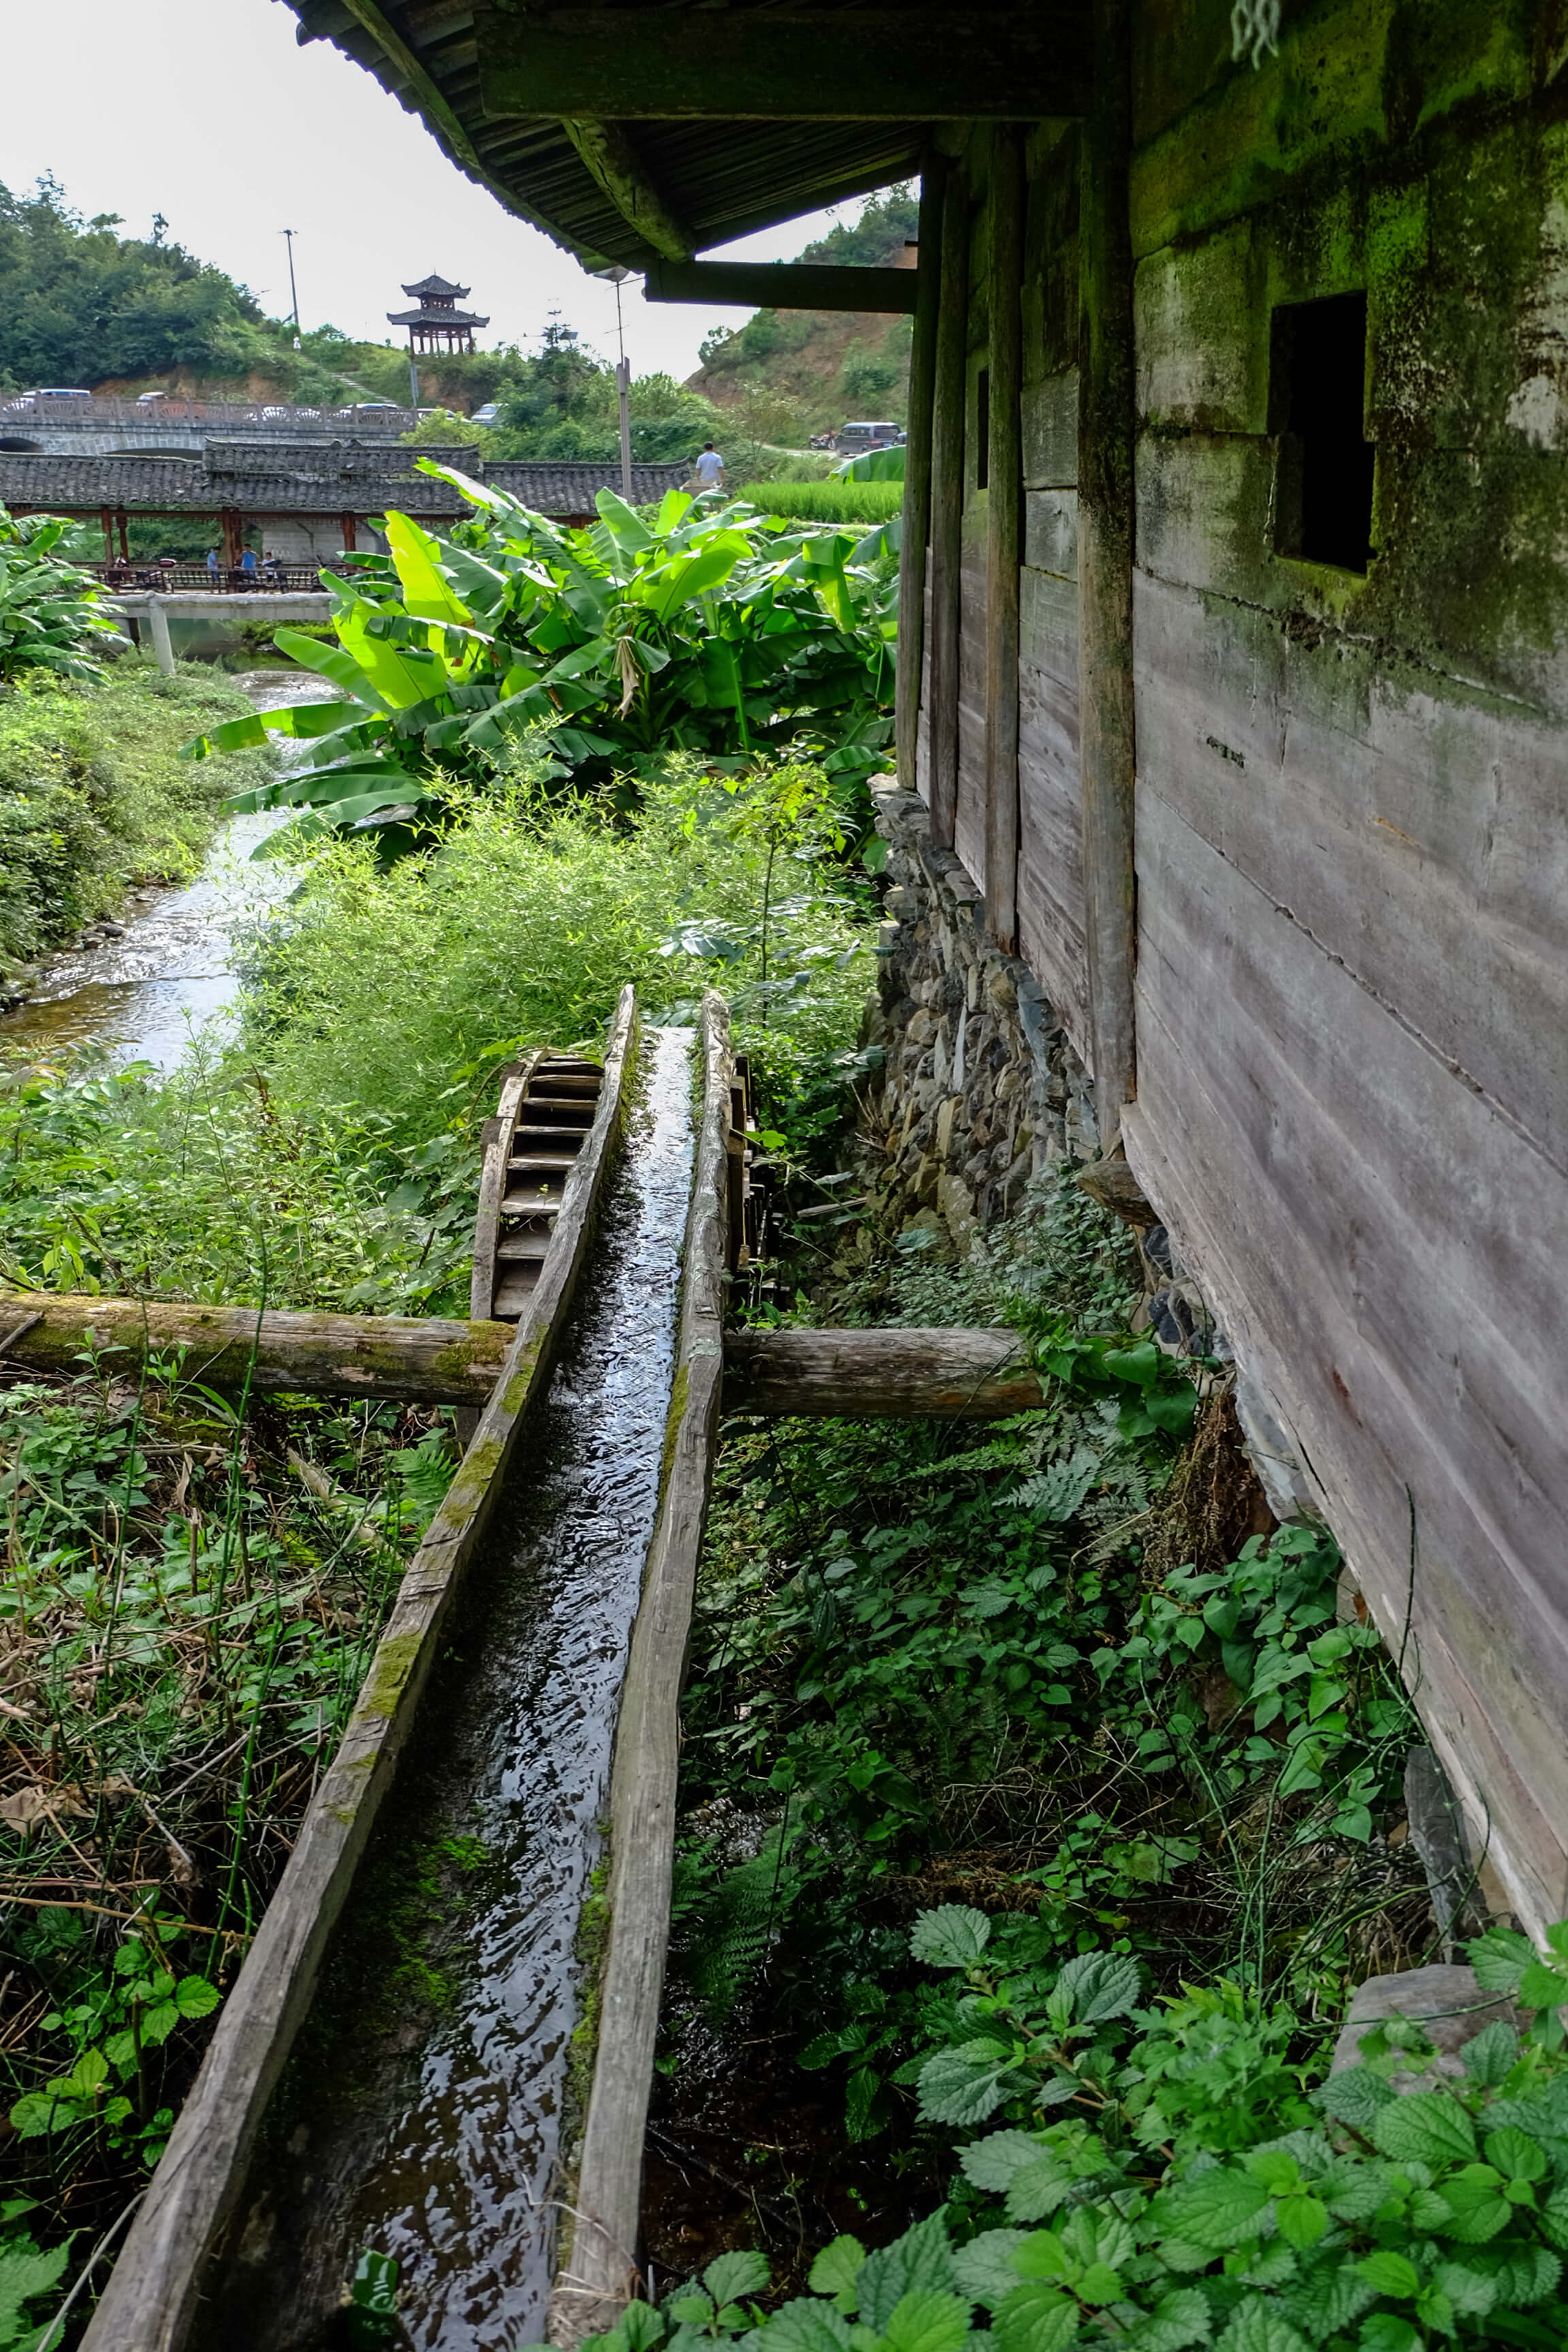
[
  {"xmin": 721, "ymin": 1325, "xmax": 1046, "ymax": 1418},
  {"xmin": 0, "ymin": 1294, "xmax": 510, "ymax": 1406}
]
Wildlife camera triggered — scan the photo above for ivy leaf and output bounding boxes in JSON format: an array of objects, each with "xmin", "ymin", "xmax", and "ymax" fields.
[
  {"xmin": 881, "ymin": 2291, "xmax": 973, "ymax": 2352},
  {"xmin": 706, "ymin": 2252, "xmax": 771, "ymax": 2306},
  {"xmin": 1371, "ymin": 2093, "xmax": 1477, "ymax": 2167},
  {"xmin": 809, "ymin": 2238, "xmax": 867, "ymax": 2313},
  {"xmin": 951, "ymin": 2234, "xmax": 1030, "ymax": 2308},
  {"xmin": 992, "ymin": 2283, "xmax": 1079, "ymax": 2352},
  {"xmin": 858, "ymin": 2215, "xmax": 955, "ymax": 2334},
  {"xmin": 911, "ymin": 1908, "xmax": 992, "ymax": 1971}
]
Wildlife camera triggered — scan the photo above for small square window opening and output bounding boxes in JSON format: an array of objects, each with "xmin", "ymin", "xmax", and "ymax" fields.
[{"xmin": 1271, "ymin": 291, "xmax": 1375, "ymax": 573}]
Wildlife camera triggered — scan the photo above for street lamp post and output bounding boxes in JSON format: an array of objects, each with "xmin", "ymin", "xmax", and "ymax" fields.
[
  {"xmin": 598, "ymin": 266, "xmax": 637, "ymax": 502},
  {"xmin": 281, "ymin": 229, "xmax": 302, "ymax": 350}
]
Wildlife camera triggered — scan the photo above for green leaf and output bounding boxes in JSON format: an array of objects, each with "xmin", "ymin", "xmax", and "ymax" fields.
[
  {"xmin": 917, "ymin": 2045, "xmax": 1022, "ymax": 2129},
  {"xmin": 858, "ymin": 2215, "xmax": 955, "ymax": 2333},
  {"xmin": 1371, "ymin": 2091, "xmax": 1477, "ymax": 2167},
  {"xmin": 1459, "ymin": 2021, "xmax": 1520, "ymax": 2083},
  {"xmin": 1164, "ymin": 2168, "xmax": 1272, "ymax": 2251},
  {"xmin": 175, "ymin": 1975, "xmax": 220, "ymax": 2019},
  {"xmin": 1485, "ymin": 2125, "xmax": 1548, "ymax": 2182},
  {"xmin": 992, "ymin": 2284, "xmax": 1079, "ymax": 2352},
  {"xmin": 881, "ymin": 2291, "xmax": 973, "ymax": 2352},
  {"xmin": 911, "ymin": 1907, "xmax": 992, "ymax": 1971},
  {"xmin": 809, "ymin": 2238, "xmax": 867, "ymax": 2310},
  {"xmin": 706, "ymin": 2251, "xmax": 771, "ymax": 2306},
  {"xmin": 1355, "ymin": 2321, "xmax": 1418, "ymax": 2352},
  {"xmin": 1357, "ymin": 2252, "xmax": 1420, "ymax": 2300},
  {"xmin": 1212, "ymin": 2300, "xmax": 1312, "ymax": 2352},
  {"xmin": 959, "ymin": 2135, "xmax": 1045, "ymax": 2193},
  {"xmin": 1274, "ymin": 2195, "xmax": 1328, "ymax": 2251},
  {"xmin": 1121, "ymin": 2287, "xmax": 1210, "ymax": 2351},
  {"xmin": 1053, "ymin": 1952, "xmax": 1141, "ymax": 2025},
  {"xmin": 1313, "ymin": 2065, "xmax": 1394, "ymax": 2132},
  {"xmin": 951, "ymin": 2234, "xmax": 1030, "ymax": 2309},
  {"xmin": 761, "ymin": 2300, "xmax": 856, "ymax": 2352},
  {"xmin": 1467, "ymin": 1927, "xmax": 1535, "ymax": 1993}
]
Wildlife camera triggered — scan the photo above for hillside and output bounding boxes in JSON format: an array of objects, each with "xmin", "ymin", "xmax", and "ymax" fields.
[{"xmin": 686, "ymin": 185, "xmax": 917, "ymax": 440}]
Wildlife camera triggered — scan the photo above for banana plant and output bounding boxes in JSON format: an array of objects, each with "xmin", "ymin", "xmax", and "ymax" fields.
[
  {"xmin": 0, "ymin": 504, "xmax": 125, "ymax": 683},
  {"xmin": 179, "ymin": 466, "xmax": 897, "ymax": 860}
]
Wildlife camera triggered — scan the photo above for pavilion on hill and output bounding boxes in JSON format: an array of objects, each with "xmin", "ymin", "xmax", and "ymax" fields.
[{"xmin": 387, "ymin": 273, "xmax": 490, "ymax": 355}]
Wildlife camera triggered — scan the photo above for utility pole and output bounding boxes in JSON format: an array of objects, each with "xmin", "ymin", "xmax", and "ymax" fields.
[
  {"xmin": 598, "ymin": 266, "xmax": 636, "ymax": 502},
  {"xmin": 280, "ymin": 229, "xmax": 302, "ymax": 349}
]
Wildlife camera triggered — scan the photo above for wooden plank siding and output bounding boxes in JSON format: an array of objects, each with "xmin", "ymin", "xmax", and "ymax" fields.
[{"xmin": 898, "ymin": 5, "xmax": 1568, "ymax": 1933}]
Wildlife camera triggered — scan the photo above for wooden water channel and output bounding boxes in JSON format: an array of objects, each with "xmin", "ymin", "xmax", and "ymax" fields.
[
  {"xmin": 65, "ymin": 990, "xmax": 731, "ymax": 2349},
  {"xmin": 0, "ymin": 987, "xmax": 1031, "ymax": 2349}
]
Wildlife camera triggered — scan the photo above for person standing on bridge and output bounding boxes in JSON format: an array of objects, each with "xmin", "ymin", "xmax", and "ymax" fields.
[{"xmin": 206, "ymin": 547, "xmax": 220, "ymax": 576}]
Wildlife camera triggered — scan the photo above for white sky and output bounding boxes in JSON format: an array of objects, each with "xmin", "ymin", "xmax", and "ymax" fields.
[{"xmin": 1, "ymin": 0, "xmax": 870, "ymax": 382}]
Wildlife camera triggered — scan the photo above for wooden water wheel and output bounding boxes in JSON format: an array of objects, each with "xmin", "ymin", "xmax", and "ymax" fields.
[{"xmin": 472, "ymin": 1049, "xmax": 608, "ymax": 1322}]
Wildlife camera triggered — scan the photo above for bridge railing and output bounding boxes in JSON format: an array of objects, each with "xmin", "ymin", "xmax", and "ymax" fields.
[
  {"xmin": 1, "ymin": 395, "xmax": 419, "ymax": 434},
  {"xmin": 90, "ymin": 561, "xmax": 336, "ymax": 593}
]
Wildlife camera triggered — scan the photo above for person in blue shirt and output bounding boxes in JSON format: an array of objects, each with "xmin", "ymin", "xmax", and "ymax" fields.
[{"xmin": 206, "ymin": 548, "xmax": 220, "ymax": 574}]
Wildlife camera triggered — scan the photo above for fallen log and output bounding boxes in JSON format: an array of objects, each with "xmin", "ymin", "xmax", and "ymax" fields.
[
  {"xmin": 0, "ymin": 1294, "xmax": 509, "ymax": 1407},
  {"xmin": 1, "ymin": 1301, "xmax": 1051, "ymax": 1420},
  {"xmin": 721, "ymin": 1324, "xmax": 1046, "ymax": 1418}
]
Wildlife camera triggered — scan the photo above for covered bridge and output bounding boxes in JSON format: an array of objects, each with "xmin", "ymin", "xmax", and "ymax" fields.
[
  {"xmin": 0, "ymin": 442, "xmax": 691, "ymax": 566},
  {"xmin": 278, "ymin": 1, "xmax": 1568, "ymax": 1941}
]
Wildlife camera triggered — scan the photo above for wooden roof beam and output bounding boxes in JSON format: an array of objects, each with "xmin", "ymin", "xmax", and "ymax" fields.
[
  {"xmin": 478, "ymin": 10, "xmax": 1092, "ymax": 119},
  {"xmin": 643, "ymin": 258, "xmax": 917, "ymax": 312},
  {"xmin": 561, "ymin": 118, "xmax": 696, "ymax": 260}
]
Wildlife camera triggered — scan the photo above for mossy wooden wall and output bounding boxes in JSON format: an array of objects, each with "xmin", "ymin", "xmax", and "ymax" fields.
[{"xmin": 913, "ymin": 2, "xmax": 1568, "ymax": 1934}]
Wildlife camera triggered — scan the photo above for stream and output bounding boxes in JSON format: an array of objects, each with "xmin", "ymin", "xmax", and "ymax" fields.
[
  {"xmin": 202, "ymin": 1026, "xmax": 695, "ymax": 2352},
  {"xmin": 0, "ymin": 670, "xmax": 335, "ymax": 1067}
]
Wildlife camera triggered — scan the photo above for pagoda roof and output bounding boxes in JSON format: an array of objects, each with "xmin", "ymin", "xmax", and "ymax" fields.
[
  {"xmin": 402, "ymin": 273, "xmax": 470, "ymax": 299},
  {"xmin": 387, "ymin": 303, "xmax": 491, "ymax": 329}
]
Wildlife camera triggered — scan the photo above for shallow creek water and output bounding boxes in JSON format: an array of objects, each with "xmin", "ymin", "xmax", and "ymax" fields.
[
  {"xmin": 203, "ymin": 1028, "xmax": 696, "ymax": 2352},
  {"xmin": 1, "ymin": 670, "xmax": 336, "ymax": 1067}
]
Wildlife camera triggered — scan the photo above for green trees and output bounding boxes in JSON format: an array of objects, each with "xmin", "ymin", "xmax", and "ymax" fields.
[{"xmin": 0, "ymin": 178, "xmax": 275, "ymax": 389}]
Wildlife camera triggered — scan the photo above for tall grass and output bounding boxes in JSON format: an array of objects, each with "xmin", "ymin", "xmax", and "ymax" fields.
[{"xmin": 747, "ymin": 479, "xmax": 902, "ymax": 525}]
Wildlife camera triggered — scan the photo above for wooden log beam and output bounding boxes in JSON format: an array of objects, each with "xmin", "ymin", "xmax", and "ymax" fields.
[
  {"xmin": 927, "ymin": 163, "xmax": 970, "ymax": 849},
  {"xmin": 896, "ymin": 156, "xmax": 946, "ymax": 794},
  {"xmin": 1076, "ymin": 0, "xmax": 1138, "ymax": 1142},
  {"xmin": 721, "ymin": 1326, "xmax": 1045, "ymax": 1418},
  {"xmin": 479, "ymin": 12, "xmax": 1092, "ymax": 120},
  {"xmin": 642, "ymin": 259, "xmax": 918, "ymax": 313},
  {"xmin": 561, "ymin": 119, "xmax": 696, "ymax": 261},
  {"xmin": 0, "ymin": 1294, "xmax": 510, "ymax": 1407},
  {"xmin": 985, "ymin": 122, "xmax": 1026, "ymax": 952}
]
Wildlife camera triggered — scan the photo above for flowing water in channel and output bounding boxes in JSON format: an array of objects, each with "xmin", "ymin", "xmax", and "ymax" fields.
[
  {"xmin": 203, "ymin": 1028, "xmax": 696, "ymax": 2352},
  {"xmin": 1, "ymin": 670, "xmax": 334, "ymax": 1066}
]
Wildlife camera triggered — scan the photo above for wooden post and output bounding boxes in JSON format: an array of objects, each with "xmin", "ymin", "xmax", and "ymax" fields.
[
  {"xmin": 220, "ymin": 506, "xmax": 243, "ymax": 570},
  {"xmin": 895, "ymin": 156, "xmax": 947, "ymax": 796},
  {"xmin": 985, "ymin": 123, "xmax": 1026, "ymax": 951},
  {"xmin": 99, "ymin": 504, "xmax": 114, "ymax": 564},
  {"xmin": 116, "ymin": 508, "xmax": 130, "ymax": 562},
  {"xmin": 1077, "ymin": 0, "xmax": 1138, "ymax": 1142},
  {"xmin": 340, "ymin": 510, "xmax": 358, "ymax": 553},
  {"xmin": 927, "ymin": 163, "xmax": 969, "ymax": 848}
]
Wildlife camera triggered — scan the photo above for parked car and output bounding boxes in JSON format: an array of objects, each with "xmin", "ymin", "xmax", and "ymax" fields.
[
  {"xmin": 135, "ymin": 390, "xmax": 167, "ymax": 404},
  {"xmin": 472, "ymin": 402, "xmax": 502, "ymax": 425},
  {"xmin": 837, "ymin": 419, "xmax": 904, "ymax": 451},
  {"xmin": 20, "ymin": 387, "xmax": 93, "ymax": 404}
]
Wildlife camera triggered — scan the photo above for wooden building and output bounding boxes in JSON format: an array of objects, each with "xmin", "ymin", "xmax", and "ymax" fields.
[
  {"xmin": 387, "ymin": 270, "xmax": 491, "ymax": 354},
  {"xmin": 282, "ymin": 1, "xmax": 1567, "ymax": 1937}
]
